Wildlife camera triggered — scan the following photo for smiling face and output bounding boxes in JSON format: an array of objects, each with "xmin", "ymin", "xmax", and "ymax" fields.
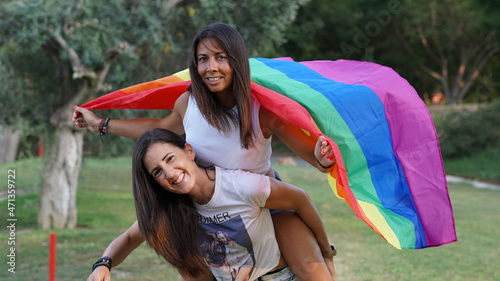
[
  {"xmin": 216, "ymin": 232, "xmax": 229, "ymax": 244},
  {"xmin": 143, "ymin": 142, "xmax": 197, "ymax": 195},
  {"xmin": 196, "ymin": 38, "xmax": 234, "ymax": 97}
]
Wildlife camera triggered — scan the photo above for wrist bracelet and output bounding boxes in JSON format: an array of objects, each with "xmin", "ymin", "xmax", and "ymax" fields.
[
  {"xmin": 91, "ymin": 256, "xmax": 113, "ymax": 272},
  {"xmin": 99, "ymin": 118, "xmax": 111, "ymax": 136},
  {"xmin": 321, "ymin": 244, "xmax": 337, "ymax": 258},
  {"xmin": 316, "ymin": 157, "xmax": 334, "ymax": 169},
  {"xmin": 98, "ymin": 118, "xmax": 111, "ymax": 143}
]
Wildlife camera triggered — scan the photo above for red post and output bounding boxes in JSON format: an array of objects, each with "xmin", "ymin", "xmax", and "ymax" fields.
[
  {"xmin": 38, "ymin": 138, "xmax": 44, "ymax": 157},
  {"xmin": 49, "ymin": 232, "xmax": 56, "ymax": 281}
]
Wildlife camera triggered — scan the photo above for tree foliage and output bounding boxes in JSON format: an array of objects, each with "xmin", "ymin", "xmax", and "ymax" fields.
[
  {"xmin": 439, "ymin": 102, "xmax": 500, "ymax": 158},
  {"xmin": 391, "ymin": 0, "xmax": 499, "ymax": 104},
  {"xmin": 0, "ymin": 0, "xmax": 309, "ymax": 229},
  {"xmin": 0, "ymin": 0, "xmax": 309, "ymax": 148},
  {"xmin": 275, "ymin": 0, "xmax": 358, "ymax": 60},
  {"xmin": 185, "ymin": 0, "xmax": 310, "ymax": 56},
  {"xmin": 277, "ymin": 0, "xmax": 499, "ymax": 104},
  {"xmin": 0, "ymin": 1, "xmax": 170, "ymax": 137}
]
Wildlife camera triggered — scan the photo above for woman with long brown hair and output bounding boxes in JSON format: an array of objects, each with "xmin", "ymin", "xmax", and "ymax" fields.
[
  {"xmin": 80, "ymin": 23, "xmax": 336, "ymax": 281},
  {"xmin": 132, "ymin": 128, "xmax": 333, "ymax": 280}
]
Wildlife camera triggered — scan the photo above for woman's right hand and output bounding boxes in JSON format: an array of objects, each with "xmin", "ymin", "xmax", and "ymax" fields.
[
  {"xmin": 73, "ymin": 106, "xmax": 101, "ymax": 133},
  {"xmin": 87, "ymin": 266, "xmax": 111, "ymax": 281}
]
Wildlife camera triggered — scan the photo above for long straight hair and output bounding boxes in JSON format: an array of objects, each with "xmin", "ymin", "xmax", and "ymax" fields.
[
  {"xmin": 188, "ymin": 23, "xmax": 255, "ymax": 149},
  {"xmin": 132, "ymin": 128, "xmax": 206, "ymax": 277}
]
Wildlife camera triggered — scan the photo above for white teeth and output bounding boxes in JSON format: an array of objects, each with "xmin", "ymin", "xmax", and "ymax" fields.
[
  {"xmin": 173, "ymin": 173, "xmax": 184, "ymax": 184},
  {"xmin": 208, "ymin": 77, "xmax": 221, "ymax": 81}
]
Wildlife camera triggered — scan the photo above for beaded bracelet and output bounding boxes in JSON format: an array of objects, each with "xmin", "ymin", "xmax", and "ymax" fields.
[
  {"xmin": 91, "ymin": 256, "xmax": 113, "ymax": 272},
  {"xmin": 99, "ymin": 118, "xmax": 111, "ymax": 136},
  {"xmin": 98, "ymin": 118, "xmax": 111, "ymax": 143}
]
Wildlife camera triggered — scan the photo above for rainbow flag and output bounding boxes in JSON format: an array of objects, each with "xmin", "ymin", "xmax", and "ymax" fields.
[{"xmin": 82, "ymin": 58, "xmax": 457, "ymax": 249}]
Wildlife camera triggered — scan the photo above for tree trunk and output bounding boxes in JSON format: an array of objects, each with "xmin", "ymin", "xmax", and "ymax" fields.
[
  {"xmin": 0, "ymin": 125, "xmax": 20, "ymax": 164},
  {"xmin": 37, "ymin": 32, "xmax": 123, "ymax": 229},
  {"xmin": 38, "ymin": 117, "xmax": 83, "ymax": 229}
]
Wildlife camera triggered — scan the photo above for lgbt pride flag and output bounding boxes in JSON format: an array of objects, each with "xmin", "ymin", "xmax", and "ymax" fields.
[{"xmin": 81, "ymin": 58, "xmax": 457, "ymax": 249}]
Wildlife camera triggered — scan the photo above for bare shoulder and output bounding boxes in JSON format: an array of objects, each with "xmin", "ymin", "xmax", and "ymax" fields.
[
  {"xmin": 173, "ymin": 91, "xmax": 191, "ymax": 118},
  {"xmin": 157, "ymin": 92, "xmax": 190, "ymax": 134},
  {"xmin": 259, "ymin": 106, "xmax": 283, "ymax": 139}
]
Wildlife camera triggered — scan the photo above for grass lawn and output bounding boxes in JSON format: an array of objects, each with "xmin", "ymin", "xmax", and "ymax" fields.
[{"xmin": 1, "ymin": 157, "xmax": 499, "ymax": 280}]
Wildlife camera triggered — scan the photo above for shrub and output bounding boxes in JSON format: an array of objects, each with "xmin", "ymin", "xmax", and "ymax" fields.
[{"xmin": 438, "ymin": 102, "xmax": 500, "ymax": 159}]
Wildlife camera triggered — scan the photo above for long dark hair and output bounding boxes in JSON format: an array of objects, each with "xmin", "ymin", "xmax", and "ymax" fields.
[
  {"xmin": 132, "ymin": 128, "xmax": 206, "ymax": 277},
  {"xmin": 188, "ymin": 23, "xmax": 255, "ymax": 149}
]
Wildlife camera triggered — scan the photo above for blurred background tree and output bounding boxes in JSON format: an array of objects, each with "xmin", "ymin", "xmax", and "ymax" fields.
[
  {"xmin": 392, "ymin": 0, "xmax": 499, "ymax": 104},
  {"xmin": 276, "ymin": 0, "xmax": 499, "ymax": 104},
  {"xmin": 0, "ymin": 0, "xmax": 308, "ymax": 229}
]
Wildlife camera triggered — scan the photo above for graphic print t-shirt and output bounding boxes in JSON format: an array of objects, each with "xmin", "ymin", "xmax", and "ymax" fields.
[{"xmin": 195, "ymin": 167, "xmax": 280, "ymax": 281}]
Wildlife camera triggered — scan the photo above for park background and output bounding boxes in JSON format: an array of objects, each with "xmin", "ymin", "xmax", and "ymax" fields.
[{"xmin": 1, "ymin": 0, "xmax": 499, "ymax": 280}]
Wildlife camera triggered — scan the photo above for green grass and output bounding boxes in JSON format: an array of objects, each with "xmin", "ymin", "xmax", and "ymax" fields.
[
  {"xmin": 1, "ymin": 158, "xmax": 499, "ymax": 280},
  {"xmin": 275, "ymin": 165, "xmax": 499, "ymax": 281}
]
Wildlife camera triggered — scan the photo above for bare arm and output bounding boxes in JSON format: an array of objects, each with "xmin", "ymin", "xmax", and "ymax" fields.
[
  {"xmin": 88, "ymin": 221, "xmax": 214, "ymax": 281},
  {"xmin": 74, "ymin": 92, "xmax": 190, "ymax": 139},
  {"xmin": 259, "ymin": 107, "xmax": 335, "ymax": 173},
  {"xmin": 87, "ymin": 221, "xmax": 145, "ymax": 281},
  {"xmin": 264, "ymin": 178, "xmax": 331, "ymax": 254},
  {"xmin": 102, "ymin": 221, "xmax": 145, "ymax": 266}
]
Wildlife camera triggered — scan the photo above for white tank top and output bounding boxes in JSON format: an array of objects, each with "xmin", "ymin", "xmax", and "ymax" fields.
[{"xmin": 183, "ymin": 95, "xmax": 272, "ymax": 175}]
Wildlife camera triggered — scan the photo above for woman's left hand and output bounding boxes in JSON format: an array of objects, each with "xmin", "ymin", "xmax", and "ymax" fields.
[{"xmin": 314, "ymin": 136, "xmax": 336, "ymax": 171}]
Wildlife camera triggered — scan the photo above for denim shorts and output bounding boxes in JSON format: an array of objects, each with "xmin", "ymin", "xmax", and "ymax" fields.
[
  {"xmin": 257, "ymin": 266, "xmax": 298, "ymax": 281},
  {"xmin": 270, "ymin": 170, "xmax": 285, "ymax": 215}
]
